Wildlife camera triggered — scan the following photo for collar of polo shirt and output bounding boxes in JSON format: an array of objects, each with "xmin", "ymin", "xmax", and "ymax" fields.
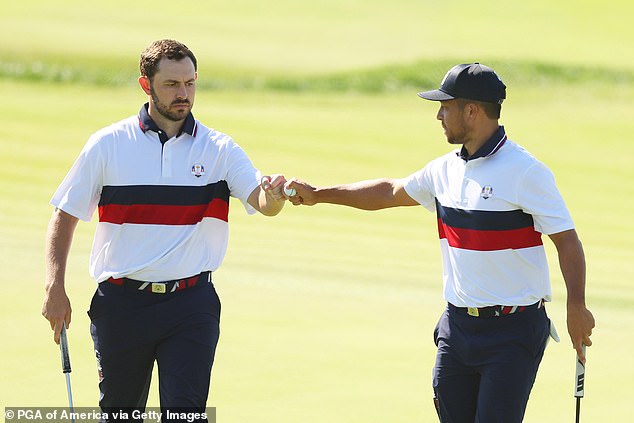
[
  {"xmin": 138, "ymin": 102, "xmax": 197, "ymax": 143},
  {"xmin": 458, "ymin": 126, "xmax": 507, "ymax": 162}
]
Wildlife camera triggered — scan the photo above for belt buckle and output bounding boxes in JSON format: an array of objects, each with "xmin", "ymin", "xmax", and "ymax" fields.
[
  {"xmin": 151, "ymin": 283, "xmax": 167, "ymax": 294},
  {"xmin": 467, "ymin": 307, "xmax": 479, "ymax": 317}
]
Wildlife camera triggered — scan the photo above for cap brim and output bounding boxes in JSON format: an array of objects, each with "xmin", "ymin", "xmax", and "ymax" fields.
[{"xmin": 417, "ymin": 89, "xmax": 455, "ymax": 101}]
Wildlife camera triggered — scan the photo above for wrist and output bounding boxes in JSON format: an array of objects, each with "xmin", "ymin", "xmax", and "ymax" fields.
[
  {"xmin": 45, "ymin": 278, "xmax": 66, "ymax": 293},
  {"xmin": 566, "ymin": 300, "xmax": 587, "ymax": 311}
]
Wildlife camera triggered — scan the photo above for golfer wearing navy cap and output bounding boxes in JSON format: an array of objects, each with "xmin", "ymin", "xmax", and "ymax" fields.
[{"xmin": 285, "ymin": 63, "xmax": 595, "ymax": 422}]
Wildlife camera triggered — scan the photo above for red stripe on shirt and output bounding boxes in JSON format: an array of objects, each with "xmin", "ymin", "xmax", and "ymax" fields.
[
  {"xmin": 437, "ymin": 218, "xmax": 542, "ymax": 251},
  {"xmin": 99, "ymin": 198, "xmax": 229, "ymax": 225}
]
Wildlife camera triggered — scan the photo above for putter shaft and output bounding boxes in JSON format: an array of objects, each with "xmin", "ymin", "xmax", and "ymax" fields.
[{"xmin": 65, "ymin": 373, "xmax": 75, "ymax": 408}]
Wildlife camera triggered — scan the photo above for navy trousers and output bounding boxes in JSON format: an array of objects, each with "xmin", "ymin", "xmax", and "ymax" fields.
[
  {"xmin": 88, "ymin": 276, "xmax": 221, "ymax": 422},
  {"xmin": 432, "ymin": 305, "xmax": 550, "ymax": 423}
]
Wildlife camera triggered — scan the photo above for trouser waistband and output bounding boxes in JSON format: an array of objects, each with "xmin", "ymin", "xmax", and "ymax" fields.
[
  {"xmin": 448, "ymin": 299, "xmax": 544, "ymax": 318},
  {"xmin": 105, "ymin": 271, "xmax": 211, "ymax": 294}
]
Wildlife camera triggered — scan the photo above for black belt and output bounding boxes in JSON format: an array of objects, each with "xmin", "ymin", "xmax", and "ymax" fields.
[
  {"xmin": 448, "ymin": 299, "xmax": 544, "ymax": 318},
  {"xmin": 106, "ymin": 271, "xmax": 211, "ymax": 294}
]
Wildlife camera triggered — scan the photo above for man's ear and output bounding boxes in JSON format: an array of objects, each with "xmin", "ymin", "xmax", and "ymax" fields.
[
  {"xmin": 138, "ymin": 76, "xmax": 151, "ymax": 95},
  {"xmin": 463, "ymin": 102, "xmax": 480, "ymax": 121}
]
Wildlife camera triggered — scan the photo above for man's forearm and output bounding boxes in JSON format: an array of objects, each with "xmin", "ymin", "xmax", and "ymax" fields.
[
  {"xmin": 45, "ymin": 209, "xmax": 78, "ymax": 291},
  {"xmin": 552, "ymin": 230, "xmax": 586, "ymax": 305},
  {"xmin": 549, "ymin": 229, "xmax": 594, "ymax": 361},
  {"xmin": 311, "ymin": 180, "xmax": 393, "ymax": 210},
  {"xmin": 301, "ymin": 178, "xmax": 418, "ymax": 210},
  {"xmin": 42, "ymin": 209, "xmax": 79, "ymax": 342}
]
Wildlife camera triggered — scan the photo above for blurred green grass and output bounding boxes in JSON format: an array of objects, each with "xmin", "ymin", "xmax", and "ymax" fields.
[
  {"xmin": 3, "ymin": 57, "xmax": 633, "ymax": 94},
  {"xmin": 1, "ymin": 0, "xmax": 634, "ymax": 421},
  {"xmin": 1, "ymin": 80, "xmax": 633, "ymax": 422},
  {"xmin": 2, "ymin": 0, "xmax": 634, "ymax": 88}
]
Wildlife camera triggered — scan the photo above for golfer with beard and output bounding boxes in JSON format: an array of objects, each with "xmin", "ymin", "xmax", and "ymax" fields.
[
  {"xmin": 42, "ymin": 39, "xmax": 287, "ymax": 420},
  {"xmin": 284, "ymin": 63, "xmax": 595, "ymax": 422}
]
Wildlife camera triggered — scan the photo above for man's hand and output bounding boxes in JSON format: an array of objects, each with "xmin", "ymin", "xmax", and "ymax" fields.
[
  {"xmin": 248, "ymin": 174, "xmax": 287, "ymax": 216},
  {"xmin": 283, "ymin": 178, "xmax": 317, "ymax": 206},
  {"xmin": 567, "ymin": 302, "xmax": 595, "ymax": 363},
  {"xmin": 42, "ymin": 285, "xmax": 72, "ymax": 345},
  {"xmin": 260, "ymin": 174, "xmax": 287, "ymax": 201}
]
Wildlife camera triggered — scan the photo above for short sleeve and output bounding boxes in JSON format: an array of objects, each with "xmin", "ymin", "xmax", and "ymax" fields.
[
  {"xmin": 518, "ymin": 162, "xmax": 574, "ymax": 235},
  {"xmin": 50, "ymin": 136, "xmax": 104, "ymax": 221},
  {"xmin": 403, "ymin": 164, "xmax": 437, "ymax": 212},
  {"xmin": 224, "ymin": 140, "xmax": 261, "ymax": 214}
]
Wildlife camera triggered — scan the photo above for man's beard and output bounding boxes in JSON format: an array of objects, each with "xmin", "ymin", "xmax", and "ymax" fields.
[
  {"xmin": 150, "ymin": 86, "xmax": 191, "ymax": 122},
  {"xmin": 444, "ymin": 121, "xmax": 468, "ymax": 145}
]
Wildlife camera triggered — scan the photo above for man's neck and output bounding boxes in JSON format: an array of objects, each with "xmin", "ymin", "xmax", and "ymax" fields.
[{"xmin": 462, "ymin": 122, "xmax": 500, "ymax": 157}]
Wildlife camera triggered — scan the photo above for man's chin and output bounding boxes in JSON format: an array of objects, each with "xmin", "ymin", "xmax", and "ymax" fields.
[
  {"xmin": 445, "ymin": 134, "xmax": 465, "ymax": 145},
  {"xmin": 165, "ymin": 109, "xmax": 190, "ymax": 122},
  {"xmin": 173, "ymin": 105, "xmax": 191, "ymax": 114}
]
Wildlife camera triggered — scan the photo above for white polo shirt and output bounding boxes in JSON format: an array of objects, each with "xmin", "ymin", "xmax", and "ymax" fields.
[
  {"xmin": 404, "ymin": 127, "xmax": 574, "ymax": 307},
  {"xmin": 51, "ymin": 104, "xmax": 261, "ymax": 283}
]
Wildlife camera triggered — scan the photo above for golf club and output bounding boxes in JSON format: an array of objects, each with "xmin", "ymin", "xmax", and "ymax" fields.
[
  {"xmin": 60, "ymin": 325, "xmax": 75, "ymax": 423},
  {"xmin": 574, "ymin": 345, "xmax": 586, "ymax": 423}
]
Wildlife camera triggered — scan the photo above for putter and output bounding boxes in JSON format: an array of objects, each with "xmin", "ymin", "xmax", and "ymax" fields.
[
  {"xmin": 60, "ymin": 325, "xmax": 76, "ymax": 423},
  {"xmin": 574, "ymin": 345, "xmax": 586, "ymax": 423}
]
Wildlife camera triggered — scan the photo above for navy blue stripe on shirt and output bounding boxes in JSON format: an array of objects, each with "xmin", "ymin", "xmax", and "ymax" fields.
[
  {"xmin": 99, "ymin": 182, "xmax": 230, "ymax": 207},
  {"xmin": 436, "ymin": 200, "xmax": 535, "ymax": 231},
  {"xmin": 436, "ymin": 200, "xmax": 542, "ymax": 251},
  {"xmin": 98, "ymin": 182, "xmax": 230, "ymax": 225}
]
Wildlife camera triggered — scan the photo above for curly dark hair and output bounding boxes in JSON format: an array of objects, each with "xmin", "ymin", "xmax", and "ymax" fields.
[{"xmin": 139, "ymin": 39, "xmax": 197, "ymax": 80}]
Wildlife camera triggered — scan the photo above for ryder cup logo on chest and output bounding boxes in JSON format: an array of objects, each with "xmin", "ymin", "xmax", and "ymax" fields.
[
  {"xmin": 480, "ymin": 185, "xmax": 494, "ymax": 200},
  {"xmin": 191, "ymin": 163, "xmax": 205, "ymax": 178}
]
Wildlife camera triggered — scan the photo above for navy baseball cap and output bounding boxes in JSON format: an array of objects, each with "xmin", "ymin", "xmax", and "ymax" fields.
[{"xmin": 418, "ymin": 63, "xmax": 506, "ymax": 104}]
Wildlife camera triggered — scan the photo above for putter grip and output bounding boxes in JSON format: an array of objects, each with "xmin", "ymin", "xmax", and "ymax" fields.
[
  {"xmin": 60, "ymin": 325, "xmax": 72, "ymax": 374},
  {"xmin": 574, "ymin": 345, "xmax": 586, "ymax": 398}
]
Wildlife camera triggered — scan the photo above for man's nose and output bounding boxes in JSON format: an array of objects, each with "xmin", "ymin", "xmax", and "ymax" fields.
[{"xmin": 176, "ymin": 84, "xmax": 188, "ymax": 99}]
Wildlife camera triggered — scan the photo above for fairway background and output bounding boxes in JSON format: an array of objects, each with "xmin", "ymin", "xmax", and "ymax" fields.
[{"xmin": 1, "ymin": 1, "xmax": 633, "ymax": 422}]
